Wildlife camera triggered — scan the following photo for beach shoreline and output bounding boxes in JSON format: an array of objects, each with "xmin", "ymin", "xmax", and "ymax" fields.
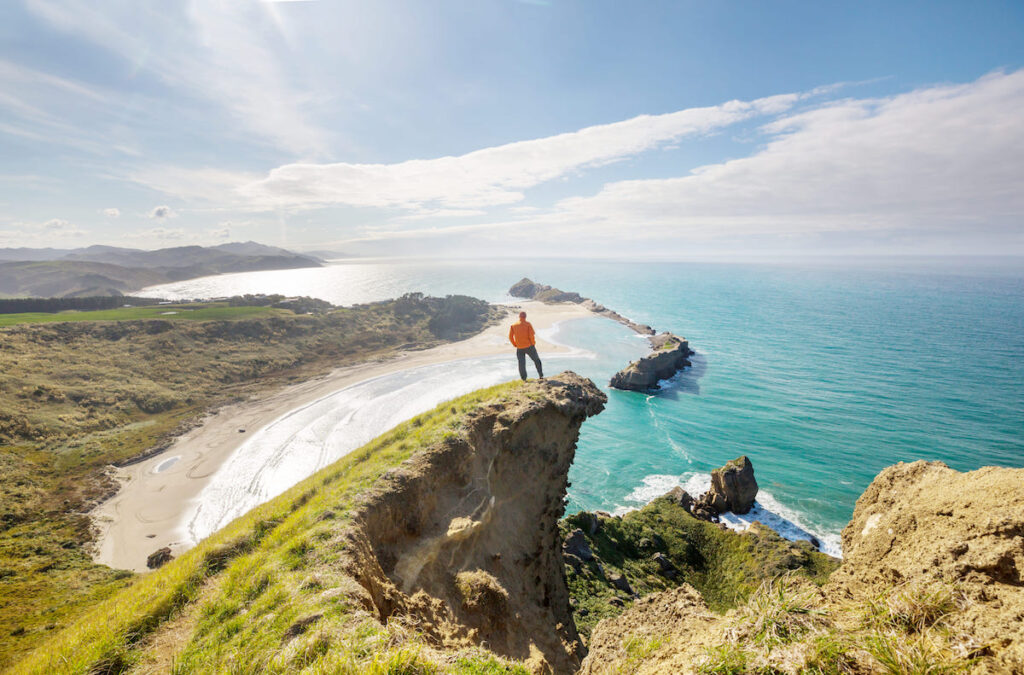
[{"xmin": 91, "ymin": 300, "xmax": 594, "ymax": 572}]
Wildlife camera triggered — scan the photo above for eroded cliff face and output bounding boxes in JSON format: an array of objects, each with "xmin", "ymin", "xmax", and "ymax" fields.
[
  {"xmin": 580, "ymin": 460, "xmax": 1024, "ymax": 674},
  {"xmin": 342, "ymin": 372, "xmax": 606, "ymax": 675}
]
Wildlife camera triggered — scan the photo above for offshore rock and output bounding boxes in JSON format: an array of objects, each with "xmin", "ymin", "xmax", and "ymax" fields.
[
  {"xmin": 608, "ymin": 333, "xmax": 692, "ymax": 391},
  {"xmin": 707, "ymin": 455, "xmax": 758, "ymax": 515}
]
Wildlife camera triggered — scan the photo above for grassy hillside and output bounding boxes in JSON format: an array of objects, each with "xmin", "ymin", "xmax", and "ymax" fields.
[
  {"xmin": 8, "ymin": 382, "xmax": 532, "ymax": 675},
  {"xmin": 0, "ymin": 294, "xmax": 498, "ymax": 668},
  {"xmin": 0, "ymin": 303, "xmax": 282, "ymax": 326},
  {"xmin": 561, "ymin": 499, "xmax": 839, "ymax": 641}
]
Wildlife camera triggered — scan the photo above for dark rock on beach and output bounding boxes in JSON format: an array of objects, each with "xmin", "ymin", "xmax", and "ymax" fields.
[{"xmin": 146, "ymin": 546, "xmax": 174, "ymax": 569}]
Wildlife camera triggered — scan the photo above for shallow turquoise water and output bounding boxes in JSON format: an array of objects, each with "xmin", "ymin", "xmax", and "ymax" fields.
[{"xmin": 147, "ymin": 258, "xmax": 1024, "ymax": 554}]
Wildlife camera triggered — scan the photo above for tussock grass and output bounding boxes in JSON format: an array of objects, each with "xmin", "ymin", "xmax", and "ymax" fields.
[
  {"xmin": 617, "ymin": 634, "xmax": 667, "ymax": 674},
  {"xmin": 697, "ymin": 643, "xmax": 750, "ymax": 675},
  {"xmin": 733, "ymin": 576, "xmax": 826, "ymax": 646},
  {"xmin": 863, "ymin": 582, "xmax": 961, "ymax": 634},
  {"xmin": 9, "ymin": 381, "xmax": 526, "ymax": 674},
  {"xmin": 691, "ymin": 579, "xmax": 976, "ymax": 675}
]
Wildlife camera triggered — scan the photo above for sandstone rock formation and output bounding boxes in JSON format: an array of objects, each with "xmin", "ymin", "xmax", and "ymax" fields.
[
  {"xmin": 341, "ymin": 372, "xmax": 606, "ymax": 674},
  {"xmin": 707, "ymin": 455, "xmax": 758, "ymax": 515},
  {"xmin": 827, "ymin": 460, "xmax": 1024, "ymax": 672},
  {"xmin": 608, "ymin": 333, "xmax": 692, "ymax": 391}
]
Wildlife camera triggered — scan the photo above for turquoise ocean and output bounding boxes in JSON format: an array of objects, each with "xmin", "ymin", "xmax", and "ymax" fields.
[{"xmin": 146, "ymin": 258, "xmax": 1024, "ymax": 557}]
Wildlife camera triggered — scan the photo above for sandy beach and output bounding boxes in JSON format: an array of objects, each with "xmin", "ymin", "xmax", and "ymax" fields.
[{"xmin": 91, "ymin": 300, "xmax": 593, "ymax": 572}]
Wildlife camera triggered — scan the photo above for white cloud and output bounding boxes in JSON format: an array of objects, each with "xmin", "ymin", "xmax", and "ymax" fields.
[
  {"xmin": 540, "ymin": 70, "xmax": 1024, "ymax": 242},
  {"xmin": 42, "ymin": 218, "xmax": 87, "ymax": 237},
  {"xmin": 101, "ymin": 207, "xmax": 120, "ymax": 218},
  {"xmin": 236, "ymin": 92, "xmax": 808, "ymax": 210},
  {"xmin": 209, "ymin": 223, "xmax": 233, "ymax": 239},
  {"xmin": 136, "ymin": 227, "xmax": 185, "ymax": 240},
  {"xmin": 149, "ymin": 205, "xmax": 176, "ymax": 219}
]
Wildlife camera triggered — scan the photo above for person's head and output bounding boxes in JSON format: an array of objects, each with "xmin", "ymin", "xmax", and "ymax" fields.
[{"xmin": 519, "ymin": 311, "xmax": 527, "ymax": 320}]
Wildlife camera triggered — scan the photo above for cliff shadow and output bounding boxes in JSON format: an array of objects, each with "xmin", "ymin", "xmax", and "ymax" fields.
[{"xmin": 653, "ymin": 351, "xmax": 707, "ymax": 399}]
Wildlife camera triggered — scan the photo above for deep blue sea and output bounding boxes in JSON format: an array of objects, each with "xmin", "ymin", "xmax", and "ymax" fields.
[{"xmin": 147, "ymin": 258, "xmax": 1024, "ymax": 555}]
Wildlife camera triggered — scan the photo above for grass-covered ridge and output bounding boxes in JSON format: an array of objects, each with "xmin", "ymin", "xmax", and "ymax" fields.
[
  {"xmin": 0, "ymin": 293, "xmax": 498, "ymax": 668},
  {"xmin": 9, "ymin": 380, "xmax": 532, "ymax": 675}
]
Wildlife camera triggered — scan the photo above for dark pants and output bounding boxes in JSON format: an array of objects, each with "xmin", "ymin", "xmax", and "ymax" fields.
[{"xmin": 517, "ymin": 345, "xmax": 543, "ymax": 380}]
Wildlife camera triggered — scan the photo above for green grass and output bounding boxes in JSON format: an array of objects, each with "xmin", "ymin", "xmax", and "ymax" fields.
[
  {"xmin": 737, "ymin": 576, "xmax": 826, "ymax": 646},
  {"xmin": 561, "ymin": 498, "xmax": 839, "ymax": 640},
  {"xmin": 0, "ymin": 303, "xmax": 283, "ymax": 326},
  {"xmin": 8, "ymin": 381, "xmax": 527, "ymax": 674},
  {"xmin": 685, "ymin": 579, "xmax": 975, "ymax": 675}
]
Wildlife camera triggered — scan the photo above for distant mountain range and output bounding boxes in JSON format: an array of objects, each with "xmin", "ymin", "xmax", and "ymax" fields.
[{"xmin": 0, "ymin": 242, "xmax": 322, "ymax": 298}]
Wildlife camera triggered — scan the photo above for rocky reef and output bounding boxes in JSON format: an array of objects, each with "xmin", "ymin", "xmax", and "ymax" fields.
[
  {"xmin": 608, "ymin": 333, "xmax": 693, "ymax": 392},
  {"xmin": 509, "ymin": 278, "xmax": 586, "ymax": 304},
  {"xmin": 508, "ymin": 278, "xmax": 656, "ymax": 338}
]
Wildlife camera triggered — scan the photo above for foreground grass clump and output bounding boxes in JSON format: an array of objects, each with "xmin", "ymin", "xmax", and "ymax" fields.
[
  {"xmin": 695, "ymin": 579, "xmax": 977, "ymax": 675},
  {"xmin": 9, "ymin": 381, "xmax": 531, "ymax": 674},
  {"xmin": 0, "ymin": 293, "xmax": 497, "ymax": 667},
  {"xmin": 561, "ymin": 498, "xmax": 839, "ymax": 640}
]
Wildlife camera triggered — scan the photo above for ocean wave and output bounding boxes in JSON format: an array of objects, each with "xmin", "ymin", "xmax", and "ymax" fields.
[{"xmin": 616, "ymin": 473, "xmax": 843, "ymax": 558}]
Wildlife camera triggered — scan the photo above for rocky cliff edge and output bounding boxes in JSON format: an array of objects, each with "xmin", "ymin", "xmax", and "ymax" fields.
[{"xmin": 343, "ymin": 372, "xmax": 606, "ymax": 674}]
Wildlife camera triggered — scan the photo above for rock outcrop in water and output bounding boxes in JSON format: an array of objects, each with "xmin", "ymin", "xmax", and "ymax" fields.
[
  {"xmin": 608, "ymin": 333, "xmax": 692, "ymax": 391},
  {"xmin": 343, "ymin": 372, "xmax": 606, "ymax": 674},
  {"xmin": 664, "ymin": 455, "xmax": 761, "ymax": 522},
  {"xmin": 706, "ymin": 455, "xmax": 758, "ymax": 515}
]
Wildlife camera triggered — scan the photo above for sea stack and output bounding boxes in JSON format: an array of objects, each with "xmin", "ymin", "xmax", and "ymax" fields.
[{"xmin": 609, "ymin": 332, "xmax": 692, "ymax": 391}]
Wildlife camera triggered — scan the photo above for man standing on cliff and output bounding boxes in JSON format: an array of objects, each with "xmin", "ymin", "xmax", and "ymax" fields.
[{"xmin": 509, "ymin": 310, "xmax": 543, "ymax": 381}]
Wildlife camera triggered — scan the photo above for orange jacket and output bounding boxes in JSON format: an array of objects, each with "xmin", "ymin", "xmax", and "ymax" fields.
[{"xmin": 509, "ymin": 319, "xmax": 536, "ymax": 348}]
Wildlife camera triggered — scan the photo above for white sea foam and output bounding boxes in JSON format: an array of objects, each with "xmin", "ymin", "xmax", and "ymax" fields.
[
  {"xmin": 185, "ymin": 356, "xmax": 517, "ymax": 545},
  {"xmin": 616, "ymin": 472, "xmax": 843, "ymax": 558}
]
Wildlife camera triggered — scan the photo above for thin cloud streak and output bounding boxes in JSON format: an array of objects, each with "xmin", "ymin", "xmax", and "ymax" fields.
[
  {"xmin": 24, "ymin": 0, "xmax": 330, "ymax": 156},
  {"xmin": 236, "ymin": 91, "xmax": 809, "ymax": 210}
]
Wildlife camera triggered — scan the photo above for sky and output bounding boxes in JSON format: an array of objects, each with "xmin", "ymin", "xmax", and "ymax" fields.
[{"xmin": 1, "ymin": 0, "xmax": 1023, "ymax": 259}]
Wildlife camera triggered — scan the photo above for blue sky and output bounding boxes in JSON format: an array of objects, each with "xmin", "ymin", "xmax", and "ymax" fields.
[{"xmin": 1, "ymin": 1, "xmax": 1023, "ymax": 258}]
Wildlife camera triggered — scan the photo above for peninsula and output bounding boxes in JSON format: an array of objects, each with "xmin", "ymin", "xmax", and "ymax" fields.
[{"xmin": 508, "ymin": 277, "xmax": 694, "ymax": 391}]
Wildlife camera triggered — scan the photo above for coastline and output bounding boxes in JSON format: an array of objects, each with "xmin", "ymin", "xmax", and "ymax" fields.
[{"xmin": 91, "ymin": 299, "xmax": 593, "ymax": 572}]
